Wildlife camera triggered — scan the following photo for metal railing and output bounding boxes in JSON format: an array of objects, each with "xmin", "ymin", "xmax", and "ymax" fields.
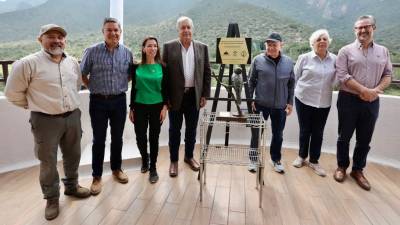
[{"xmin": 1, "ymin": 60, "xmax": 400, "ymax": 85}]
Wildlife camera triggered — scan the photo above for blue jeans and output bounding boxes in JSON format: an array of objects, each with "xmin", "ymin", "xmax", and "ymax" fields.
[
  {"xmin": 295, "ymin": 97, "xmax": 330, "ymax": 164},
  {"xmin": 250, "ymin": 103, "xmax": 287, "ymax": 162},
  {"xmin": 336, "ymin": 91, "xmax": 379, "ymax": 171},
  {"xmin": 168, "ymin": 90, "xmax": 199, "ymax": 162},
  {"xmin": 89, "ymin": 93, "xmax": 127, "ymax": 177}
]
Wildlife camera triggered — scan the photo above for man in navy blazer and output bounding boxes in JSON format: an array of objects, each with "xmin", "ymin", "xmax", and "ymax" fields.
[{"xmin": 162, "ymin": 16, "xmax": 211, "ymax": 177}]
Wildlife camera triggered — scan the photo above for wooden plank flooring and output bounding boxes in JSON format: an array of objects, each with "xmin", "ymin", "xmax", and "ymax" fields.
[{"xmin": 1, "ymin": 147, "xmax": 400, "ymax": 225}]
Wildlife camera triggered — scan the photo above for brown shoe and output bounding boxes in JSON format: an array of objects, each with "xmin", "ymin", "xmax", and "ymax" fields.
[
  {"xmin": 169, "ymin": 162, "xmax": 178, "ymax": 177},
  {"xmin": 184, "ymin": 158, "xmax": 200, "ymax": 171},
  {"xmin": 113, "ymin": 170, "xmax": 129, "ymax": 184},
  {"xmin": 64, "ymin": 184, "xmax": 91, "ymax": 198},
  {"xmin": 45, "ymin": 198, "xmax": 59, "ymax": 220},
  {"xmin": 90, "ymin": 177, "xmax": 102, "ymax": 195},
  {"xmin": 333, "ymin": 167, "xmax": 347, "ymax": 182},
  {"xmin": 350, "ymin": 170, "xmax": 371, "ymax": 191}
]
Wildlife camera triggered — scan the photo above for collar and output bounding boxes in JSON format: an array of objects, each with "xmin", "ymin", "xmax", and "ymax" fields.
[
  {"xmin": 354, "ymin": 39, "xmax": 374, "ymax": 49},
  {"xmin": 178, "ymin": 39, "xmax": 193, "ymax": 50},
  {"xmin": 265, "ymin": 51, "xmax": 281, "ymax": 59},
  {"xmin": 311, "ymin": 50, "xmax": 331, "ymax": 60},
  {"xmin": 103, "ymin": 41, "xmax": 120, "ymax": 51}
]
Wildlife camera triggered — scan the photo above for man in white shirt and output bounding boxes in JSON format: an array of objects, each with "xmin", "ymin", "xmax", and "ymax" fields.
[
  {"xmin": 162, "ymin": 16, "xmax": 211, "ymax": 177},
  {"xmin": 5, "ymin": 24, "xmax": 90, "ymax": 220}
]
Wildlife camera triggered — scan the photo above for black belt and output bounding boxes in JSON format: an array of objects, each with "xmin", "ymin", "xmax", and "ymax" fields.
[
  {"xmin": 339, "ymin": 90, "xmax": 359, "ymax": 98},
  {"xmin": 34, "ymin": 109, "xmax": 76, "ymax": 118},
  {"xmin": 184, "ymin": 87, "xmax": 195, "ymax": 93},
  {"xmin": 90, "ymin": 92, "xmax": 125, "ymax": 99}
]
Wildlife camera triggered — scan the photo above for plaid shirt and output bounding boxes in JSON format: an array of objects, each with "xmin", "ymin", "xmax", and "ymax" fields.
[{"xmin": 81, "ymin": 42, "xmax": 133, "ymax": 95}]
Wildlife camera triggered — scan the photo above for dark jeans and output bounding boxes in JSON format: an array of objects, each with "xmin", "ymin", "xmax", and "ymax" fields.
[
  {"xmin": 89, "ymin": 93, "xmax": 127, "ymax": 177},
  {"xmin": 133, "ymin": 102, "xmax": 163, "ymax": 169},
  {"xmin": 295, "ymin": 98, "xmax": 330, "ymax": 164},
  {"xmin": 337, "ymin": 91, "xmax": 379, "ymax": 171},
  {"xmin": 168, "ymin": 90, "xmax": 199, "ymax": 162},
  {"xmin": 250, "ymin": 103, "xmax": 287, "ymax": 162}
]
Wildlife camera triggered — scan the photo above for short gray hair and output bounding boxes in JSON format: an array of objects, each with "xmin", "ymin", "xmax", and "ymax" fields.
[
  {"xmin": 355, "ymin": 15, "xmax": 376, "ymax": 28},
  {"xmin": 176, "ymin": 16, "xmax": 194, "ymax": 31},
  {"xmin": 103, "ymin": 17, "xmax": 121, "ymax": 30},
  {"xmin": 309, "ymin": 29, "xmax": 332, "ymax": 50}
]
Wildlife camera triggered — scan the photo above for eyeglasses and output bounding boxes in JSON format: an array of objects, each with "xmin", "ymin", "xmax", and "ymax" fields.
[{"xmin": 354, "ymin": 24, "xmax": 373, "ymax": 30}]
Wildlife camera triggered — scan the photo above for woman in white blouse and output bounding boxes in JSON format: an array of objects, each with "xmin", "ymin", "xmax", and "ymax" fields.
[{"xmin": 292, "ymin": 29, "xmax": 336, "ymax": 176}]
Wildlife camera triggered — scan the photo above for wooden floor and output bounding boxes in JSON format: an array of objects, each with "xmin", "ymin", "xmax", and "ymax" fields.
[{"xmin": 1, "ymin": 147, "xmax": 400, "ymax": 225}]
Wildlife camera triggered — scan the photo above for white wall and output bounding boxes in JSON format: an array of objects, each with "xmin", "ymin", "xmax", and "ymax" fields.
[{"xmin": 0, "ymin": 89, "xmax": 399, "ymax": 173}]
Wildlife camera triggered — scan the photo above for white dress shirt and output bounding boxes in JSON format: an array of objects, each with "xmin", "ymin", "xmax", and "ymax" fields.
[
  {"xmin": 5, "ymin": 50, "xmax": 82, "ymax": 114},
  {"xmin": 294, "ymin": 51, "xmax": 336, "ymax": 108},
  {"xmin": 180, "ymin": 41, "xmax": 195, "ymax": 88}
]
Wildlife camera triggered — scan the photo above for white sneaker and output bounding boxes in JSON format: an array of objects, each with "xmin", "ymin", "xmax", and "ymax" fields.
[
  {"xmin": 292, "ymin": 156, "xmax": 306, "ymax": 168},
  {"xmin": 248, "ymin": 161, "xmax": 257, "ymax": 173},
  {"xmin": 308, "ymin": 163, "xmax": 326, "ymax": 177},
  {"xmin": 270, "ymin": 159, "xmax": 285, "ymax": 173}
]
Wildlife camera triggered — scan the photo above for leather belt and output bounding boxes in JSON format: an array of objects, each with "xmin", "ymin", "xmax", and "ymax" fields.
[
  {"xmin": 34, "ymin": 109, "xmax": 76, "ymax": 118},
  {"xmin": 339, "ymin": 90, "xmax": 359, "ymax": 98},
  {"xmin": 184, "ymin": 87, "xmax": 195, "ymax": 93}
]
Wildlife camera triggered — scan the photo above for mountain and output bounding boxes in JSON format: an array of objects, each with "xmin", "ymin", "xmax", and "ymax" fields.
[
  {"xmin": 240, "ymin": 0, "xmax": 400, "ymax": 54},
  {"xmin": 1, "ymin": 0, "xmax": 398, "ymax": 61},
  {"xmin": 0, "ymin": 0, "xmax": 199, "ymax": 42},
  {"xmin": 0, "ymin": 0, "xmax": 47, "ymax": 14},
  {"xmin": 0, "ymin": 0, "xmax": 318, "ymax": 61}
]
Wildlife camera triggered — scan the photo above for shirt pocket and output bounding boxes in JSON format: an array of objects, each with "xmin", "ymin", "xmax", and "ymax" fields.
[
  {"xmin": 119, "ymin": 61, "xmax": 130, "ymax": 74},
  {"xmin": 93, "ymin": 59, "xmax": 112, "ymax": 72}
]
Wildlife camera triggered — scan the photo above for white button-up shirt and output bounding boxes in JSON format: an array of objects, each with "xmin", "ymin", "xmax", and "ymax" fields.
[
  {"xmin": 294, "ymin": 51, "xmax": 336, "ymax": 108},
  {"xmin": 180, "ymin": 41, "xmax": 195, "ymax": 87},
  {"xmin": 5, "ymin": 50, "xmax": 82, "ymax": 114}
]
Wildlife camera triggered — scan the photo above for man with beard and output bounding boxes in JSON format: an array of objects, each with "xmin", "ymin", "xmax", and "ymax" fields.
[
  {"xmin": 81, "ymin": 17, "xmax": 133, "ymax": 194},
  {"xmin": 334, "ymin": 15, "xmax": 392, "ymax": 190},
  {"xmin": 163, "ymin": 16, "xmax": 211, "ymax": 177},
  {"xmin": 5, "ymin": 24, "xmax": 91, "ymax": 220}
]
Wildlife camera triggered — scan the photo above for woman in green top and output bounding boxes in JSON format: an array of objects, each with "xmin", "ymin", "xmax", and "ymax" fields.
[{"xmin": 129, "ymin": 36, "xmax": 168, "ymax": 183}]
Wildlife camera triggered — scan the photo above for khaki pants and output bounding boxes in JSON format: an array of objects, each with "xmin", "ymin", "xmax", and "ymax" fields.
[{"xmin": 30, "ymin": 109, "xmax": 82, "ymax": 199}]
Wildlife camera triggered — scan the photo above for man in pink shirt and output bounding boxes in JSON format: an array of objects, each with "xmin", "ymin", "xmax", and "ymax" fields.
[{"xmin": 334, "ymin": 15, "xmax": 392, "ymax": 191}]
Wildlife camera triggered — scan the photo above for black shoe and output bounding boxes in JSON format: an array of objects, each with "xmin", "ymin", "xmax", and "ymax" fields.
[
  {"xmin": 141, "ymin": 157, "xmax": 149, "ymax": 173},
  {"xmin": 149, "ymin": 169, "xmax": 159, "ymax": 183},
  {"xmin": 141, "ymin": 164, "xmax": 149, "ymax": 173}
]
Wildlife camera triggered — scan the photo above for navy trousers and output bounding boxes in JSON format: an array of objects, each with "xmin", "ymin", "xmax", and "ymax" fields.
[
  {"xmin": 89, "ymin": 93, "xmax": 127, "ymax": 177},
  {"xmin": 250, "ymin": 103, "xmax": 287, "ymax": 162},
  {"xmin": 336, "ymin": 91, "xmax": 379, "ymax": 171}
]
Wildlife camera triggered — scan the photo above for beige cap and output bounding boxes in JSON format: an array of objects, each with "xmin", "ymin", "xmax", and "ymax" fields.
[{"xmin": 39, "ymin": 24, "xmax": 67, "ymax": 37}]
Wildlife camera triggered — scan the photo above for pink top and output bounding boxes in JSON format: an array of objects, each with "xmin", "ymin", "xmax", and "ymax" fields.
[{"xmin": 335, "ymin": 40, "xmax": 392, "ymax": 94}]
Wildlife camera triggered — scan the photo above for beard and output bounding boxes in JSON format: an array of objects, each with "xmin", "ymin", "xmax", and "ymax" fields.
[
  {"xmin": 44, "ymin": 46, "xmax": 64, "ymax": 56},
  {"xmin": 357, "ymin": 32, "xmax": 371, "ymax": 43}
]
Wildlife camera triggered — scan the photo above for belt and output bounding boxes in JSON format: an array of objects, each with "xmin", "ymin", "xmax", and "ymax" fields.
[
  {"xmin": 90, "ymin": 93, "xmax": 125, "ymax": 99},
  {"xmin": 339, "ymin": 90, "xmax": 359, "ymax": 98},
  {"xmin": 184, "ymin": 87, "xmax": 195, "ymax": 93},
  {"xmin": 34, "ymin": 109, "xmax": 76, "ymax": 118}
]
